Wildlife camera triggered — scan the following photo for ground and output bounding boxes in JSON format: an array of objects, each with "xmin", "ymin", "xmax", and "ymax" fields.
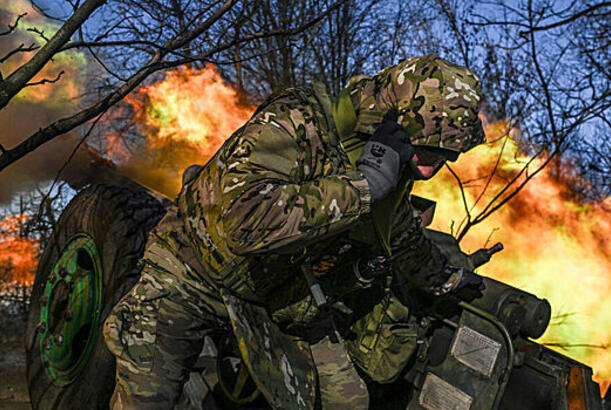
[{"xmin": 0, "ymin": 312, "xmax": 31, "ymax": 409}]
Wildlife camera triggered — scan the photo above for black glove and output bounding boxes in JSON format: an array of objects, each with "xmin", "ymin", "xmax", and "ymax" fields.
[
  {"xmin": 435, "ymin": 266, "xmax": 484, "ymax": 301},
  {"xmin": 455, "ymin": 268, "xmax": 485, "ymax": 292},
  {"xmin": 369, "ymin": 109, "xmax": 415, "ymax": 167},
  {"xmin": 357, "ymin": 109, "xmax": 415, "ymax": 202}
]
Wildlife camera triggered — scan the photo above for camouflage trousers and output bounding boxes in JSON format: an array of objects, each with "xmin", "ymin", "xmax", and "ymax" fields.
[
  {"xmin": 103, "ymin": 239, "xmax": 228, "ymax": 409},
  {"xmin": 104, "ymin": 238, "xmax": 369, "ymax": 409}
]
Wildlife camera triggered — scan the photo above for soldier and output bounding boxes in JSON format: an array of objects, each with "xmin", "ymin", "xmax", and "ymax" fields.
[{"xmin": 103, "ymin": 53, "xmax": 486, "ymax": 409}]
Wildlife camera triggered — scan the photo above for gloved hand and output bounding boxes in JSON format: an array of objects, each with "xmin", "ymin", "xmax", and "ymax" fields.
[
  {"xmin": 435, "ymin": 266, "xmax": 485, "ymax": 300},
  {"xmin": 357, "ymin": 109, "xmax": 414, "ymax": 202}
]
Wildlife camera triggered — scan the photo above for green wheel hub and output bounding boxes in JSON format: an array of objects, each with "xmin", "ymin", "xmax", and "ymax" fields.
[{"xmin": 38, "ymin": 234, "xmax": 104, "ymax": 386}]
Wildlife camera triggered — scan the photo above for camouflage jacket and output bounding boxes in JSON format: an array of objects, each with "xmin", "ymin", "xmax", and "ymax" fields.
[
  {"xmin": 143, "ymin": 81, "xmax": 457, "ymax": 407},
  {"xmin": 175, "ymin": 83, "xmax": 450, "ymax": 324},
  {"xmin": 148, "ymin": 55, "xmax": 484, "ymax": 408}
]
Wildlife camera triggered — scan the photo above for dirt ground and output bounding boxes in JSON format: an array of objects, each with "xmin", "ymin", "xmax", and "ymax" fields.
[{"xmin": 0, "ymin": 314, "xmax": 31, "ymax": 409}]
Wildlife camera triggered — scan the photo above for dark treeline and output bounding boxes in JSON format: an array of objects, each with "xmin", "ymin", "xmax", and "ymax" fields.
[{"xmin": 0, "ymin": 0, "xmax": 609, "ymax": 224}]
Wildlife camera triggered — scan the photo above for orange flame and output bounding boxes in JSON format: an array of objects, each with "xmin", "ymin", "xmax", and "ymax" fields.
[
  {"xmin": 130, "ymin": 65, "xmax": 253, "ymax": 151},
  {"xmin": 103, "ymin": 65, "xmax": 254, "ymax": 196},
  {"xmin": 0, "ymin": 215, "xmax": 38, "ymax": 285},
  {"xmin": 413, "ymin": 116, "xmax": 611, "ymax": 396}
]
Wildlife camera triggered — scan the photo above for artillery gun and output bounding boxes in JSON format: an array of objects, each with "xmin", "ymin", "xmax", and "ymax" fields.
[{"xmin": 24, "ymin": 175, "xmax": 609, "ymax": 409}]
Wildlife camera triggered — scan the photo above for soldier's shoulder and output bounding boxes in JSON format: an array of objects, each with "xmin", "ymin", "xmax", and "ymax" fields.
[
  {"xmin": 240, "ymin": 87, "xmax": 325, "ymax": 135},
  {"xmin": 255, "ymin": 87, "xmax": 318, "ymax": 114}
]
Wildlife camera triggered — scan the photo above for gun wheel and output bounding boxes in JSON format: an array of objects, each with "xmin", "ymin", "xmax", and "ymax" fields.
[
  {"xmin": 25, "ymin": 184, "xmax": 165, "ymax": 409},
  {"xmin": 37, "ymin": 234, "xmax": 104, "ymax": 387}
]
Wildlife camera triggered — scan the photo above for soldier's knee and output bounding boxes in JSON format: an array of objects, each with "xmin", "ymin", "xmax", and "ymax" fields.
[{"xmin": 103, "ymin": 279, "xmax": 169, "ymax": 374}]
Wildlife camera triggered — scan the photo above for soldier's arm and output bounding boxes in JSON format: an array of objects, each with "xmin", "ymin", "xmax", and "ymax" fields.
[
  {"xmin": 389, "ymin": 198, "xmax": 452, "ymax": 294},
  {"xmin": 220, "ymin": 98, "xmax": 371, "ymax": 255}
]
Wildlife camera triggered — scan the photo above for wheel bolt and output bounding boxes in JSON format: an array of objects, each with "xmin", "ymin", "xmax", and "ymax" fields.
[
  {"xmin": 48, "ymin": 274, "xmax": 56, "ymax": 283},
  {"xmin": 43, "ymin": 338, "xmax": 53, "ymax": 350},
  {"xmin": 58, "ymin": 267, "xmax": 68, "ymax": 277},
  {"xmin": 57, "ymin": 335, "xmax": 63, "ymax": 345},
  {"xmin": 64, "ymin": 311, "xmax": 73, "ymax": 321}
]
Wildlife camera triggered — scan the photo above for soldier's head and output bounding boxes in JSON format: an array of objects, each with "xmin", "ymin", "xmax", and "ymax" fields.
[{"xmin": 345, "ymin": 54, "xmax": 485, "ymax": 179}]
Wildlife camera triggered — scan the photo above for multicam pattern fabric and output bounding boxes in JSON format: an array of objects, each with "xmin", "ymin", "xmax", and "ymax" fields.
[
  {"xmin": 309, "ymin": 336, "xmax": 369, "ymax": 409},
  {"xmin": 223, "ymin": 292, "xmax": 317, "ymax": 409},
  {"xmin": 104, "ymin": 55, "xmax": 486, "ymax": 409},
  {"xmin": 177, "ymin": 86, "xmax": 373, "ymax": 304},
  {"xmin": 104, "ymin": 211, "xmax": 229, "ymax": 409},
  {"xmin": 346, "ymin": 54, "xmax": 485, "ymax": 153}
]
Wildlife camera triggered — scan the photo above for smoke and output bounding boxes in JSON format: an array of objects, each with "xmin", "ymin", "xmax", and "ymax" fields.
[
  {"xmin": 0, "ymin": 104, "xmax": 90, "ymax": 204},
  {"xmin": 0, "ymin": 2, "xmax": 91, "ymax": 204}
]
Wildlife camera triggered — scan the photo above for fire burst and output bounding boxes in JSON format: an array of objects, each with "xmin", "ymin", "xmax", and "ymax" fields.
[
  {"xmin": 130, "ymin": 65, "xmax": 253, "ymax": 151},
  {"xmin": 0, "ymin": 215, "xmax": 38, "ymax": 285},
  {"xmin": 103, "ymin": 65, "xmax": 254, "ymax": 196},
  {"xmin": 413, "ymin": 117, "xmax": 611, "ymax": 395}
]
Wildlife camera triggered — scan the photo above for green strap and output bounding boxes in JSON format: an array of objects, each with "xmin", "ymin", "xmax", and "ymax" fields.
[
  {"xmin": 332, "ymin": 87, "xmax": 358, "ymax": 142},
  {"xmin": 312, "ymin": 81, "xmax": 361, "ymax": 164},
  {"xmin": 315, "ymin": 83, "xmax": 413, "ymax": 257},
  {"xmin": 312, "ymin": 81, "xmax": 339, "ymax": 147},
  {"xmin": 332, "ymin": 87, "xmax": 365, "ymax": 169},
  {"xmin": 375, "ymin": 178, "xmax": 413, "ymax": 256}
]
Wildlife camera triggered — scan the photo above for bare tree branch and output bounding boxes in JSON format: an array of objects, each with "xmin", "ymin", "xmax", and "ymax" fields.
[
  {"xmin": 26, "ymin": 26, "xmax": 51, "ymax": 42},
  {"xmin": 59, "ymin": 39, "xmax": 164, "ymax": 52},
  {"xmin": 519, "ymin": 2, "xmax": 611, "ymax": 36},
  {"xmin": 24, "ymin": 70, "xmax": 64, "ymax": 87},
  {"xmin": 0, "ymin": 0, "xmax": 107, "ymax": 111},
  {"xmin": 0, "ymin": 13, "xmax": 27, "ymax": 36},
  {"xmin": 445, "ymin": 163, "xmax": 472, "ymax": 235},
  {"xmin": 159, "ymin": 1, "xmax": 345, "ymax": 69},
  {"xmin": 469, "ymin": 133, "xmax": 511, "ymax": 213},
  {"xmin": 0, "ymin": 43, "xmax": 40, "ymax": 64}
]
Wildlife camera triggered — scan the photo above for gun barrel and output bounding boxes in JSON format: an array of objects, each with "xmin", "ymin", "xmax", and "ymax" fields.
[
  {"xmin": 422, "ymin": 229, "xmax": 551, "ymax": 339},
  {"xmin": 471, "ymin": 276, "xmax": 551, "ymax": 339}
]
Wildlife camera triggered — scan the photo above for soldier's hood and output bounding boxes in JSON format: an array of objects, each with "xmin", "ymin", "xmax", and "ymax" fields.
[{"xmin": 345, "ymin": 54, "xmax": 486, "ymax": 153}]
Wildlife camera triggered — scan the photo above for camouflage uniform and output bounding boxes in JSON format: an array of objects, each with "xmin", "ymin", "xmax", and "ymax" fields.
[{"xmin": 103, "ymin": 54, "xmax": 485, "ymax": 409}]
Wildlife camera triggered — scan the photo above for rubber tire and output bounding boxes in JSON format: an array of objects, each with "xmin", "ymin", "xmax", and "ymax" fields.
[{"xmin": 25, "ymin": 184, "xmax": 166, "ymax": 409}]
